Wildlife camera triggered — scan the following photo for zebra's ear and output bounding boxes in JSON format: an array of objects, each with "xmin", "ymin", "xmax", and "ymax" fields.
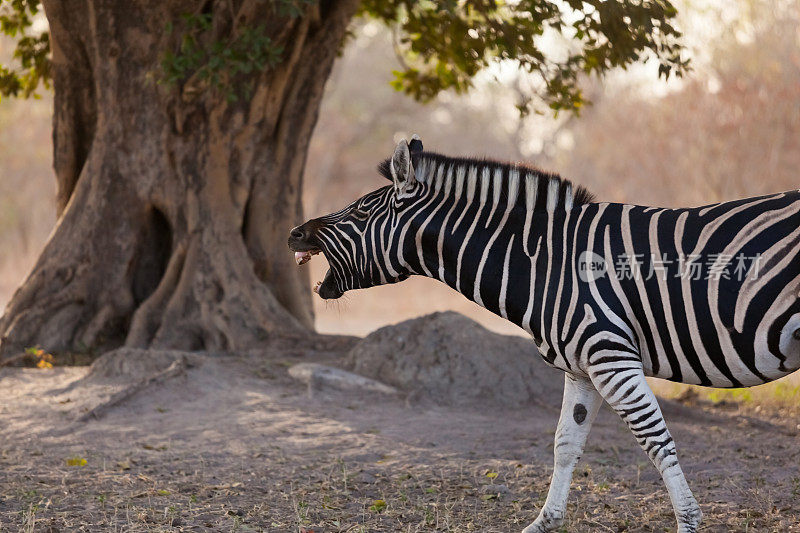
[
  {"xmin": 390, "ymin": 139, "xmax": 414, "ymax": 188},
  {"xmin": 408, "ymin": 134, "xmax": 423, "ymax": 154}
]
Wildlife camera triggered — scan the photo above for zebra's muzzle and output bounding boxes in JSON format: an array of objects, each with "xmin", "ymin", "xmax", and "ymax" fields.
[
  {"xmin": 288, "ymin": 226, "xmax": 321, "ymax": 266},
  {"xmin": 288, "ymin": 238, "xmax": 342, "ymax": 299}
]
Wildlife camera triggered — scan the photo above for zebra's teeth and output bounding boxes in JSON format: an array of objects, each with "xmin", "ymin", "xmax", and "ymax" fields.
[
  {"xmin": 294, "ymin": 250, "xmax": 320, "ymax": 266},
  {"xmin": 313, "ymin": 281, "xmax": 322, "ymax": 294}
]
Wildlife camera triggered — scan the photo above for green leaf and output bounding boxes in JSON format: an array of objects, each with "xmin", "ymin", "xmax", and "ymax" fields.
[
  {"xmin": 369, "ymin": 499, "xmax": 386, "ymax": 513},
  {"xmin": 0, "ymin": 0, "xmax": 50, "ymax": 99},
  {"xmin": 66, "ymin": 456, "xmax": 87, "ymax": 467},
  {"xmin": 359, "ymin": 0, "xmax": 689, "ymax": 115},
  {"xmin": 156, "ymin": 13, "xmax": 284, "ymax": 101}
]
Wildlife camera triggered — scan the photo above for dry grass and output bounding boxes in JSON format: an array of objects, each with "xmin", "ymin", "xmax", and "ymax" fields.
[
  {"xmin": 1, "ymin": 355, "xmax": 799, "ymax": 533},
  {"xmin": 650, "ymin": 372, "xmax": 800, "ymax": 419},
  {"xmin": 2, "ymin": 444, "xmax": 798, "ymax": 532}
]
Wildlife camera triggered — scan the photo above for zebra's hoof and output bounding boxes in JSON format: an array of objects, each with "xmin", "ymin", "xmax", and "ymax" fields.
[
  {"xmin": 521, "ymin": 509, "xmax": 564, "ymax": 533},
  {"xmin": 676, "ymin": 503, "xmax": 702, "ymax": 533}
]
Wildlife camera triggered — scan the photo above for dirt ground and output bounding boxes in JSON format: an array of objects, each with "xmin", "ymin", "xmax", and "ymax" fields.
[{"xmin": 1, "ymin": 346, "xmax": 799, "ymax": 533}]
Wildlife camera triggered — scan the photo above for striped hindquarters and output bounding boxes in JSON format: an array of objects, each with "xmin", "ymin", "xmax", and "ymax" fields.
[{"xmin": 566, "ymin": 191, "xmax": 800, "ymax": 387}]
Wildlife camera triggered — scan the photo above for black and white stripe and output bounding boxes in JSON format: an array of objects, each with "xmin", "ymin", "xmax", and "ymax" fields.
[{"xmin": 289, "ymin": 138, "xmax": 800, "ymax": 533}]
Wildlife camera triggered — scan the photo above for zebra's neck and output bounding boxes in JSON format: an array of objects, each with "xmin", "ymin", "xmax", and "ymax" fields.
[{"xmin": 402, "ymin": 154, "xmax": 591, "ymax": 338}]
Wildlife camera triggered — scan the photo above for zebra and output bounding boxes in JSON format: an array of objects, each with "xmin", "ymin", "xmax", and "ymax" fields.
[{"xmin": 288, "ymin": 136, "xmax": 800, "ymax": 532}]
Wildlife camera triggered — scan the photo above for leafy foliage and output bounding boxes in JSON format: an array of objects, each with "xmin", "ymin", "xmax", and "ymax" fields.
[
  {"xmin": 0, "ymin": 0, "xmax": 688, "ymax": 115},
  {"xmin": 0, "ymin": 0, "xmax": 50, "ymax": 101},
  {"xmin": 25, "ymin": 346, "xmax": 54, "ymax": 368},
  {"xmin": 360, "ymin": 0, "xmax": 688, "ymax": 113},
  {"xmin": 159, "ymin": 12, "xmax": 283, "ymax": 102}
]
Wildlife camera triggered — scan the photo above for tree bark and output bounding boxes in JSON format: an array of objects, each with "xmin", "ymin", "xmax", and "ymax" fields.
[{"xmin": 0, "ymin": 0, "xmax": 359, "ymax": 357}]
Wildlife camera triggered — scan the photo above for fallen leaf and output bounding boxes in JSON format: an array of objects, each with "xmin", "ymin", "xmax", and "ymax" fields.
[{"xmin": 369, "ymin": 499, "xmax": 386, "ymax": 513}]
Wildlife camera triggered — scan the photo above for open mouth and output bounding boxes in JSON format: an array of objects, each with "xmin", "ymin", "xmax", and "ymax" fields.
[
  {"xmin": 294, "ymin": 249, "xmax": 319, "ymax": 266},
  {"xmin": 313, "ymin": 267, "xmax": 343, "ymax": 299},
  {"xmin": 288, "ymin": 242, "xmax": 343, "ymax": 299}
]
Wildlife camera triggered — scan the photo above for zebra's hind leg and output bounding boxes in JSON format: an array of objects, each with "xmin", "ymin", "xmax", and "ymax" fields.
[
  {"xmin": 522, "ymin": 374, "xmax": 602, "ymax": 533},
  {"xmin": 588, "ymin": 360, "xmax": 702, "ymax": 533}
]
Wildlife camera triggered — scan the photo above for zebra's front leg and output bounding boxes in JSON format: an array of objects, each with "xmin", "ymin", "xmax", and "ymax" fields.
[
  {"xmin": 522, "ymin": 374, "xmax": 602, "ymax": 533},
  {"xmin": 588, "ymin": 360, "xmax": 702, "ymax": 533}
]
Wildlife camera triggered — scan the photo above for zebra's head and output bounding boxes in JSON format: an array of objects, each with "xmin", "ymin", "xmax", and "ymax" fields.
[{"xmin": 288, "ymin": 136, "xmax": 425, "ymax": 299}]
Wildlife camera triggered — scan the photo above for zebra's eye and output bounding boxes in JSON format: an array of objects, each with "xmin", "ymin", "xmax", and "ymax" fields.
[{"xmin": 352, "ymin": 208, "xmax": 370, "ymax": 221}]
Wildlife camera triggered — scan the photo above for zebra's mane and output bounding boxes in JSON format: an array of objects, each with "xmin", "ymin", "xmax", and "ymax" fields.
[{"xmin": 378, "ymin": 152, "xmax": 594, "ymax": 212}]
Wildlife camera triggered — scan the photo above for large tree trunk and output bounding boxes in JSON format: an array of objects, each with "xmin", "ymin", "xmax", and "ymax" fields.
[{"xmin": 0, "ymin": 0, "xmax": 359, "ymax": 357}]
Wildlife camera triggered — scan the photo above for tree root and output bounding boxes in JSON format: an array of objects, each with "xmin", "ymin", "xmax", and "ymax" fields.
[
  {"xmin": 125, "ymin": 243, "xmax": 187, "ymax": 348},
  {"xmin": 77, "ymin": 355, "xmax": 190, "ymax": 422}
]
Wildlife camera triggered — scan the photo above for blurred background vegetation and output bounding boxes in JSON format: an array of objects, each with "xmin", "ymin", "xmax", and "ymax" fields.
[{"xmin": 0, "ymin": 0, "xmax": 798, "ymax": 343}]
